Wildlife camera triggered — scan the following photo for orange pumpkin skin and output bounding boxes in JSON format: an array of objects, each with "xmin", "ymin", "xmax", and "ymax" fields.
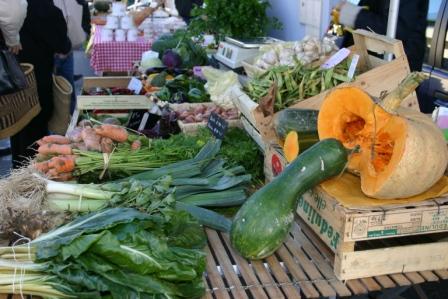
[{"xmin": 318, "ymin": 87, "xmax": 448, "ymax": 199}]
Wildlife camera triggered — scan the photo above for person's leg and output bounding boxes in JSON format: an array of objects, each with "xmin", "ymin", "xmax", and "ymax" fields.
[{"xmin": 54, "ymin": 52, "xmax": 76, "ymax": 114}]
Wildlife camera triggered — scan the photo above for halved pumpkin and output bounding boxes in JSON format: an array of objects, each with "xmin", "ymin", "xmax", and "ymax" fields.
[{"xmin": 318, "ymin": 72, "xmax": 448, "ymax": 199}]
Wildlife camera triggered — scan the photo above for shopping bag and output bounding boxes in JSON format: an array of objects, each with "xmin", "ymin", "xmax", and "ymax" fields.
[
  {"xmin": 0, "ymin": 48, "xmax": 27, "ymax": 95},
  {"xmin": 48, "ymin": 74, "xmax": 72, "ymax": 135},
  {"xmin": 0, "ymin": 63, "xmax": 41, "ymax": 139}
]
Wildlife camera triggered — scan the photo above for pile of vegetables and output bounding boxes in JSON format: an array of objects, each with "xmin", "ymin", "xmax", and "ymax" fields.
[
  {"xmin": 246, "ymin": 59, "xmax": 352, "ymax": 111},
  {"xmin": 155, "ymin": 74, "xmax": 210, "ymax": 104},
  {"xmin": 175, "ymin": 103, "xmax": 239, "ymax": 124},
  {"xmin": 254, "ymin": 36, "xmax": 338, "ymax": 69},
  {"xmin": 3, "ymin": 140, "xmax": 250, "ymax": 238},
  {"xmin": 0, "ymin": 208, "xmax": 207, "ymax": 298},
  {"xmin": 151, "ymin": 30, "xmax": 209, "ymax": 69}
]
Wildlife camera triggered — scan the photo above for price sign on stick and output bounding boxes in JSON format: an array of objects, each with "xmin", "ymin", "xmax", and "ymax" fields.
[{"xmin": 207, "ymin": 112, "xmax": 228, "ymax": 139}]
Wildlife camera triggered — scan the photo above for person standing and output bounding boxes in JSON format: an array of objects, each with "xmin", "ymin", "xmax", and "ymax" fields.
[
  {"xmin": 12, "ymin": 0, "xmax": 71, "ymax": 168},
  {"xmin": 53, "ymin": 0, "xmax": 87, "ymax": 114},
  {"xmin": 0, "ymin": 0, "xmax": 27, "ymax": 54},
  {"xmin": 174, "ymin": 0, "xmax": 203, "ymax": 24},
  {"xmin": 335, "ymin": 0, "xmax": 429, "ymax": 72}
]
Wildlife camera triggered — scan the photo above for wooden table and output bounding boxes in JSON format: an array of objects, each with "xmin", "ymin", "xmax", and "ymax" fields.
[{"xmin": 202, "ymin": 217, "xmax": 448, "ymax": 299}]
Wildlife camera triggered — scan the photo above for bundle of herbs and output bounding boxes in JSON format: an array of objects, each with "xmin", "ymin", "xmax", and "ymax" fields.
[{"xmin": 0, "ymin": 208, "xmax": 207, "ymax": 298}]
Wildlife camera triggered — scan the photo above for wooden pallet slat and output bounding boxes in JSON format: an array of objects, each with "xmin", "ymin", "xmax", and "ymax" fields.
[
  {"xmin": 204, "ymin": 245, "xmax": 232, "ymax": 299},
  {"xmin": 289, "ymin": 224, "xmax": 353, "ymax": 297},
  {"xmin": 360, "ymin": 277, "xmax": 382, "ymax": 292},
  {"xmin": 373, "ymin": 275, "xmax": 397, "ymax": 289},
  {"xmin": 265, "ymin": 255, "xmax": 302, "ymax": 298},
  {"xmin": 275, "ymin": 245, "xmax": 321, "ymax": 298},
  {"xmin": 435, "ymin": 269, "xmax": 448, "ymax": 280},
  {"xmin": 283, "ymin": 238, "xmax": 337, "ymax": 298},
  {"xmin": 251, "ymin": 260, "xmax": 286, "ymax": 299},
  {"xmin": 345, "ymin": 279, "xmax": 369, "ymax": 295},
  {"xmin": 206, "ymin": 230, "xmax": 249, "ymax": 299},
  {"xmin": 389, "ymin": 273, "xmax": 412, "ymax": 286},
  {"xmin": 418, "ymin": 270, "xmax": 440, "ymax": 282},
  {"xmin": 220, "ymin": 234, "xmax": 270, "ymax": 299}
]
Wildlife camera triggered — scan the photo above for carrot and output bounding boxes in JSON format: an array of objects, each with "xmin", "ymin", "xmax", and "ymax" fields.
[
  {"xmin": 48, "ymin": 156, "xmax": 76, "ymax": 173},
  {"xmin": 42, "ymin": 135, "xmax": 71, "ymax": 144},
  {"xmin": 38, "ymin": 143, "xmax": 72, "ymax": 155},
  {"xmin": 131, "ymin": 140, "xmax": 141, "ymax": 151},
  {"xmin": 100, "ymin": 137, "xmax": 114, "ymax": 153},
  {"xmin": 46, "ymin": 168, "xmax": 59, "ymax": 178},
  {"xmin": 35, "ymin": 154, "xmax": 50, "ymax": 162},
  {"xmin": 36, "ymin": 139, "xmax": 46, "ymax": 146},
  {"xmin": 81, "ymin": 127, "xmax": 102, "ymax": 152},
  {"xmin": 95, "ymin": 124, "xmax": 128, "ymax": 143},
  {"xmin": 53, "ymin": 172, "xmax": 74, "ymax": 182},
  {"xmin": 33, "ymin": 161, "xmax": 49, "ymax": 173}
]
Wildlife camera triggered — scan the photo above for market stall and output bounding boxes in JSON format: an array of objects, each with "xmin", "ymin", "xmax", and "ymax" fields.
[
  {"xmin": 90, "ymin": 25, "xmax": 153, "ymax": 74},
  {"xmin": 1, "ymin": 1, "xmax": 448, "ymax": 298}
]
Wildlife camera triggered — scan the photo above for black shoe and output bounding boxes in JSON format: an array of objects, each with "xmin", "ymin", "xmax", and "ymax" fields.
[{"xmin": 74, "ymin": 74, "xmax": 83, "ymax": 81}]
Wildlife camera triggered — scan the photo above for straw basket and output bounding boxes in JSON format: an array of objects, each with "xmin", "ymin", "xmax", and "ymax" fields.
[{"xmin": 0, "ymin": 63, "xmax": 41, "ymax": 139}]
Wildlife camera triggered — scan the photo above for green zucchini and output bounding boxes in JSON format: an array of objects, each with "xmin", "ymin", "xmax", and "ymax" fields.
[
  {"xmin": 274, "ymin": 108, "xmax": 319, "ymax": 152},
  {"xmin": 230, "ymin": 138, "xmax": 348, "ymax": 259}
]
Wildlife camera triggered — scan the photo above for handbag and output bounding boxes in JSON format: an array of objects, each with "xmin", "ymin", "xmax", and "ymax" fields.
[
  {"xmin": 0, "ymin": 48, "xmax": 27, "ymax": 95},
  {"xmin": 48, "ymin": 74, "xmax": 72, "ymax": 135},
  {"xmin": 0, "ymin": 63, "xmax": 41, "ymax": 139}
]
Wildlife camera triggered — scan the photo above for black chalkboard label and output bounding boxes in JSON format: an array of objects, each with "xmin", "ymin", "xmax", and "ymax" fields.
[{"xmin": 207, "ymin": 112, "xmax": 228, "ymax": 139}]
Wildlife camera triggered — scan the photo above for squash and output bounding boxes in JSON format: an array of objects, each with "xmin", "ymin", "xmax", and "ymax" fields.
[
  {"xmin": 283, "ymin": 131, "xmax": 299, "ymax": 162},
  {"xmin": 318, "ymin": 72, "xmax": 448, "ymax": 199},
  {"xmin": 230, "ymin": 138, "xmax": 348, "ymax": 259},
  {"xmin": 274, "ymin": 109, "xmax": 320, "ymax": 159}
]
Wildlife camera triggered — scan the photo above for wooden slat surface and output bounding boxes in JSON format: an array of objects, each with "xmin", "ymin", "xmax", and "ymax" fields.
[
  {"xmin": 203, "ymin": 223, "xmax": 446, "ymax": 299},
  {"xmin": 220, "ymin": 234, "xmax": 270, "ymax": 299},
  {"xmin": 275, "ymin": 245, "xmax": 320, "ymax": 298},
  {"xmin": 265, "ymin": 254, "xmax": 302, "ymax": 298},
  {"xmin": 290, "ymin": 225, "xmax": 352, "ymax": 297},
  {"xmin": 206, "ymin": 230, "xmax": 248, "ymax": 299}
]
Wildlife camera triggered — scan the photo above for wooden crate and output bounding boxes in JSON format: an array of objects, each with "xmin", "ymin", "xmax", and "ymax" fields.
[
  {"xmin": 234, "ymin": 30, "xmax": 420, "ymax": 136},
  {"xmin": 263, "ymin": 142, "xmax": 448, "ymax": 280},
  {"xmin": 68, "ymin": 78, "xmax": 154, "ymax": 134},
  {"xmin": 241, "ymin": 116, "xmax": 265, "ymax": 151}
]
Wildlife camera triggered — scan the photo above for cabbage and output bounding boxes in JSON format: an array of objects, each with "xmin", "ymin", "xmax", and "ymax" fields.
[{"xmin": 162, "ymin": 50, "xmax": 182, "ymax": 68}]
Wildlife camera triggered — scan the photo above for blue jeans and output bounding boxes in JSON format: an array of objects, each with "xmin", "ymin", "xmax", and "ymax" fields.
[{"xmin": 54, "ymin": 52, "xmax": 76, "ymax": 114}]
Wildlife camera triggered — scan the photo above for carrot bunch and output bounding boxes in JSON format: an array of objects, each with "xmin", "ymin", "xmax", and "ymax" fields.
[{"xmin": 33, "ymin": 123, "xmax": 144, "ymax": 181}]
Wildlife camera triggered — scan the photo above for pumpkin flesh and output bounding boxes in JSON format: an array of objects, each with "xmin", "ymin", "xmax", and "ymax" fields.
[{"xmin": 318, "ymin": 82, "xmax": 448, "ymax": 199}]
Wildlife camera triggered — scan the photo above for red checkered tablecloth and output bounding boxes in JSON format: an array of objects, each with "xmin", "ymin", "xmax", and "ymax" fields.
[{"xmin": 90, "ymin": 25, "xmax": 154, "ymax": 73}]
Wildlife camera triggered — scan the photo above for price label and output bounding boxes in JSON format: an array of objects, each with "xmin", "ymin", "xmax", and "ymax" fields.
[
  {"xmin": 321, "ymin": 48, "xmax": 351, "ymax": 69},
  {"xmin": 347, "ymin": 54, "xmax": 360, "ymax": 80},
  {"xmin": 127, "ymin": 77, "xmax": 143, "ymax": 95},
  {"xmin": 207, "ymin": 112, "xmax": 228, "ymax": 139}
]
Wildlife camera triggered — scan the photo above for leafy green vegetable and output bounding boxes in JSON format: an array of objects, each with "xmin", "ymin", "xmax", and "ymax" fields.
[
  {"xmin": 151, "ymin": 30, "xmax": 209, "ymax": 69},
  {"xmin": 188, "ymin": 0, "xmax": 282, "ymax": 42},
  {"xmin": 10, "ymin": 207, "xmax": 207, "ymax": 298}
]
